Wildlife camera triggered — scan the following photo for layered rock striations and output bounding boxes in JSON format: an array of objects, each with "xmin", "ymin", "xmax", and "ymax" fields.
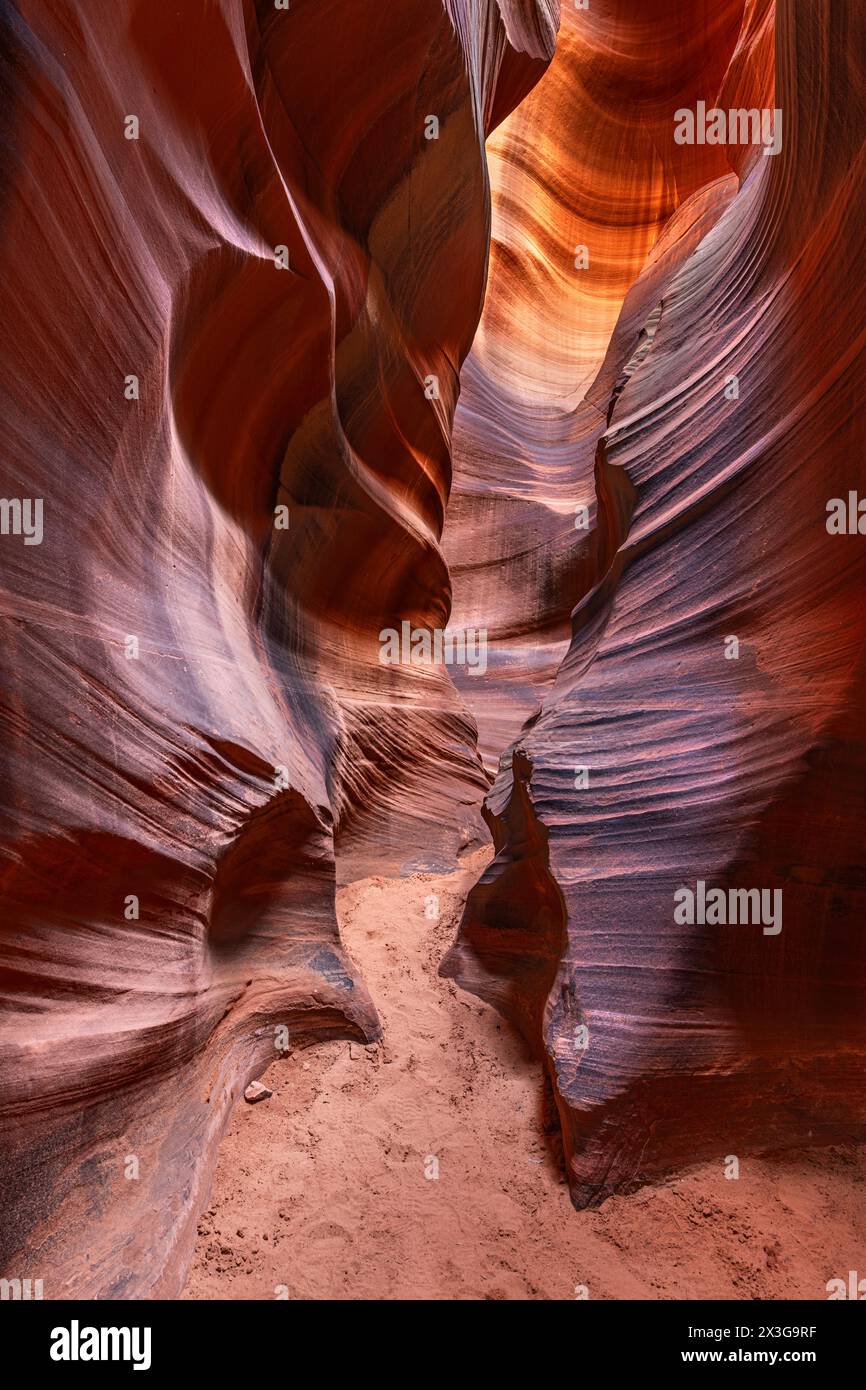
[
  {"xmin": 445, "ymin": 0, "xmax": 866, "ymax": 1205},
  {"xmin": 445, "ymin": 0, "xmax": 755, "ymax": 767},
  {"xmin": 0, "ymin": 0, "xmax": 554, "ymax": 1296},
  {"xmin": 2, "ymin": 0, "xmax": 863, "ymax": 1298}
]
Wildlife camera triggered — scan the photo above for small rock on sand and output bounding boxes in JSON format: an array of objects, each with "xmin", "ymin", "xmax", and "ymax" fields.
[{"xmin": 243, "ymin": 1081, "xmax": 273, "ymax": 1104}]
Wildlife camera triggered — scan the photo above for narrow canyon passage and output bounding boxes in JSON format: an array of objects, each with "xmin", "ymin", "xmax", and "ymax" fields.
[
  {"xmin": 184, "ymin": 857, "xmax": 866, "ymax": 1301},
  {"xmin": 2, "ymin": 0, "xmax": 865, "ymax": 1317}
]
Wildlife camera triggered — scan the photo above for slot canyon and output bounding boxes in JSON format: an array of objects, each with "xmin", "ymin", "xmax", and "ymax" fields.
[{"xmin": 1, "ymin": 0, "xmax": 865, "ymax": 1303}]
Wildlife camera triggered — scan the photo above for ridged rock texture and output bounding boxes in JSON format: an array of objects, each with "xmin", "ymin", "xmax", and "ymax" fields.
[
  {"xmin": 444, "ymin": 0, "xmax": 866, "ymax": 1206},
  {"xmin": 1, "ymin": 0, "xmax": 864, "ymax": 1300},
  {"xmin": 0, "ymin": 0, "xmax": 554, "ymax": 1297}
]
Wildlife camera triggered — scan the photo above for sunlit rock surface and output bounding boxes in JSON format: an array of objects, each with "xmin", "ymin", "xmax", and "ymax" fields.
[{"xmin": 445, "ymin": 0, "xmax": 754, "ymax": 767}]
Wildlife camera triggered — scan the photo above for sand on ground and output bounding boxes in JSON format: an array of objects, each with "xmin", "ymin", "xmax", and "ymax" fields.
[{"xmin": 183, "ymin": 851, "xmax": 866, "ymax": 1300}]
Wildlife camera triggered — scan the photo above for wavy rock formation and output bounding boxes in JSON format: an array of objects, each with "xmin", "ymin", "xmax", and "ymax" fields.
[
  {"xmin": 445, "ymin": 0, "xmax": 755, "ymax": 766},
  {"xmin": 0, "ymin": 0, "xmax": 554, "ymax": 1297},
  {"xmin": 2, "ymin": 0, "xmax": 862, "ymax": 1300},
  {"xmin": 445, "ymin": 0, "xmax": 866, "ymax": 1205}
]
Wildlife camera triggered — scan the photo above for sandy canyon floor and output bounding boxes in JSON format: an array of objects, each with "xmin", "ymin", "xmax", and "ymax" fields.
[{"xmin": 184, "ymin": 852, "xmax": 866, "ymax": 1301}]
